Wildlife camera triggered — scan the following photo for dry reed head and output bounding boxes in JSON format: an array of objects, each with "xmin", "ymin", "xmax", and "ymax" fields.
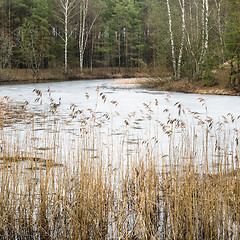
[{"xmin": 0, "ymin": 92, "xmax": 239, "ymax": 239}]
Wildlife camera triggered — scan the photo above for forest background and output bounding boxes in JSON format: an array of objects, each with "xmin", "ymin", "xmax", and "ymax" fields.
[{"xmin": 0, "ymin": 0, "xmax": 239, "ymax": 90}]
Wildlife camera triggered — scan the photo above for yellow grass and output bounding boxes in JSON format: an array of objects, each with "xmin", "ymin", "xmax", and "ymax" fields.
[
  {"xmin": 0, "ymin": 91, "xmax": 239, "ymax": 239},
  {"xmin": 113, "ymin": 78, "xmax": 150, "ymax": 85},
  {"xmin": 0, "ymin": 67, "xmax": 151, "ymax": 84}
]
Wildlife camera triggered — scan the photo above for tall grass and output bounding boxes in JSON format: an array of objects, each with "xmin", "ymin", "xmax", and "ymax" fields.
[{"xmin": 0, "ymin": 90, "xmax": 239, "ymax": 239}]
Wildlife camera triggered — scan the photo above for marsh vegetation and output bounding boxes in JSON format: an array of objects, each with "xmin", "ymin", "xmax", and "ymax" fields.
[{"xmin": 0, "ymin": 84, "xmax": 240, "ymax": 239}]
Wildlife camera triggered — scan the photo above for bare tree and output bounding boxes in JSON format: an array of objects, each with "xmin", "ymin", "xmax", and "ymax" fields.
[
  {"xmin": 78, "ymin": 0, "xmax": 100, "ymax": 72},
  {"xmin": 17, "ymin": 21, "xmax": 50, "ymax": 80},
  {"xmin": 214, "ymin": 0, "xmax": 225, "ymax": 61},
  {"xmin": 184, "ymin": 0, "xmax": 202, "ymax": 77},
  {"xmin": 166, "ymin": 0, "xmax": 186, "ymax": 80},
  {"xmin": 168, "ymin": 0, "xmax": 213, "ymax": 79},
  {"xmin": 200, "ymin": 0, "xmax": 209, "ymax": 65},
  {"xmin": 177, "ymin": 0, "xmax": 186, "ymax": 80},
  {"xmin": 19, "ymin": 28, "xmax": 42, "ymax": 79},
  {"xmin": 166, "ymin": 0, "xmax": 177, "ymax": 80},
  {"xmin": 55, "ymin": 0, "xmax": 77, "ymax": 74},
  {"xmin": 0, "ymin": 31, "xmax": 13, "ymax": 69}
]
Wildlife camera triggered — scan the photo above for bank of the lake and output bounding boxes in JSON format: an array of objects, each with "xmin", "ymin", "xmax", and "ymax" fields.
[
  {"xmin": 1, "ymin": 67, "xmax": 239, "ymax": 96},
  {"xmin": 0, "ymin": 67, "xmax": 151, "ymax": 85},
  {"xmin": 114, "ymin": 76, "xmax": 240, "ymax": 96}
]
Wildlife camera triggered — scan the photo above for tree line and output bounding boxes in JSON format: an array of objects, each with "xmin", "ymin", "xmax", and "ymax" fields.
[{"xmin": 0, "ymin": 0, "xmax": 239, "ymax": 86}]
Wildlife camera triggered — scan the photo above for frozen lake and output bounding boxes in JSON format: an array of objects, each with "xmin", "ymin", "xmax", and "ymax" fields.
[
  {"xmin": 0, "ymin": 79, "xmax": 239, "ymax": 170},
  {"xmin": 0, "ymin": 79, "xmax": 239, "ymax": 118}
]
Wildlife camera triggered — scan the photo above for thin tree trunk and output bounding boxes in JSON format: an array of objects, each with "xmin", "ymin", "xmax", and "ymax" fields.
[
  {"xmin": 8, "ymin": 0, "xmax": 11, "ymax": 38},
  {"xmin": 90, "ymin": 31, "xmax": 94, "ymax": 73},
  {"xmin": 64, "ymin": 0, "xmax": 68, "ymax": 74},
  {"xmin": 166, "ymin": 0, "xmax": 177, "ymax": 80},
  {"xmin": 194, "ymin": 0, "xmax": 199, "ymax": 42},
  {"xmin": 78, "ymin": 0, "xmax": 98, "ymax": 72},
  {"xmin": 200, "ymin": 0, "xmax": 209, "ymax": 66},
  {"xmin": 118, "ymin": 31, "xmax": 121, "ymax": 73},
  {"xmin": 200, "ymin": 0, "xmax": 205, "ymax": 66},
  {"xmin": 79, "ymin": 1, "xmax": 83, "ymax": 72},
  {"xmin": 125, "ymin": 28, "xmax": 128, "ymax": 69},
  {"xmin": 177, "ymin": 0, "xmax": 185, "ymax": 80},
  {"xmin": 189, "ymin": 0, "xmax": 193, "ymax": 36},
  {"xmin": 79, "ymin": 0, "xmax": 88, "ymax": 72},
  {"xmin": 153, "ymin": 40, "xmax": 156, "ymax": 68},
  {"xmin": 204, "ymin": 0, "xmax": 209, "ymax": 56},
  {"xmin": 56, "ymin": 0, "xmax": 76, "ymax": 74},
  {"xmin": 8, "ymin": 0, "xmax": 11, "ymax": 68},
  {"xmin": 214, "ymin": 0, "xmax": 225, "ymax": 62}
]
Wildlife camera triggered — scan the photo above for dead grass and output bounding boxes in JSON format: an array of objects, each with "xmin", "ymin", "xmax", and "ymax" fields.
[
  {"xmin": 114, "ymin": 76, "xmax": 239, "ymax": 96},
  {"xmin": 0, "ymin": 67, "xmax": 151, "ymax": 84},
  {"xmin": 113, "ymin": 77, "xmax": 150, "ymax": 85},
  {"xmin": 1, "ymin": 66, "xmax": 238, "ymax": 96},
  {"xmin": 0, "ymin": 92, "xmax": 239, "ymax": 239}
]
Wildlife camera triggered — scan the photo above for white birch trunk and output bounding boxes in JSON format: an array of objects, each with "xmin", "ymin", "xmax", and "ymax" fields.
[
  {"xmin": 185, "ymin": 0, "xmax": 199, "ymax": 75},
  {"xmin": 56, "ymin": 0, "xmax": 76, "ymax": 74},
  {"xmin": 166, "ymin": 0, "xmax": 177, "ymax": 80},
  {"xmin": 194, "ymin": 0, "xmax": 199, "ymax": 41},
  {"xmin": 200, "ymin": 0, "xmax": 205, "ymax": 65},
  {"xmin": 214, "ymin": 0, "xmax": 225, "ymax": 60},
  {"xmin": 200, "ymin": 0, "xmax": 209, "ymax": 66},
  {"xmin": 64, "ymin": 0, "xmax": 69, "ymax": 74},
  {"xmin": 78, "ymin": 0, "xmax": 98, "ymax": 72},
  {"xmin": 79, "ymin": 0, "xmax": 87, "ymax": 72},
  {"xmin": 177, "ymin": 0, "xmax": 185, "ymax": 80},
  {"xmin": 204, "ymin": 0, "xmax": 209, "ymax": 55},
  {"xmin": 118, "ymin": 31, "xmax": 121, "ymax": 72}
]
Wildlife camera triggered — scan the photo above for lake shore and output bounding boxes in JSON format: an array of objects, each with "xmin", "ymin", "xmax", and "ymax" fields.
[
  {"xmin": 0, "ymin": 68, "xmax": 151, "ymax": 85},
  {"xmin": 0, "ymin": 68, "xmax": 239, "ymax": 96},
  {"xmin": 113, "ymin": 77, "xmax": 240, "ymax": 96}
]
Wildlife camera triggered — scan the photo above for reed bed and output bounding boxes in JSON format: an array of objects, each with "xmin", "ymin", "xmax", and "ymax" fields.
[{"xmin": 0, "ymin": 90, "xmax": 239, "ymax": 239}]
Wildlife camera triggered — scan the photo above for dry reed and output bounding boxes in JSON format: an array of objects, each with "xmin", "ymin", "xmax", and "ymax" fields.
[{"xmin": 0, "ymin": 90, "xmax": 239, "ymax": 240}]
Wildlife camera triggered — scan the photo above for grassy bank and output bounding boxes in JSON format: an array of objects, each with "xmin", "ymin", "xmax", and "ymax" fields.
[
  {"xmin": 1, "ymin": 66, "xmax": 238, "ymax": 96},
  {"xmin": 114, "ymin": 64, "xmax": 240, "ymax": 96},
  {"xmin": 0, "ymin": 67, "xmax": 151, "ymax": 85},
  {"xmin": 0, "ymin": 91, "xmax": 239, "ymax": 239},
  {"xmin": 114, "ymin": 74, "xmax": 239, "ymax": 96}
]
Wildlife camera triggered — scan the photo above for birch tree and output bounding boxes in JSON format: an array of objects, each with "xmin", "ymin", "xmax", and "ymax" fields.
[
  {"xmin": 166, "ymin": 0, "xmax": 176, "ymax": 79},
  {"xmin": 78, "ymin": 0, "xmax": 103, "ymax": 72},
  {"xmin": 175, "ymin": 0, "xmax": 212, "ymax": 79},
  {"xmin": 199, "ymin": 0, "xmax": 209, "ymax": 66},
  {"xmin": 214, "ymin": 0, "xmax": 225, "ymax": 57},
  {"xmin": 177, "ymin": 0, "xmax": 185, "ymax": 80},
  {"xmin": 78, "ymin": 0, "xmax": 88, "ymax": 72},
  {"xmin": 55, "ymin": 0, "xmax": 77, "ymax": 74},
  {"xmin": 183, "ymin": 0, "xmax": 203, "ymax": 77},
  {"xmin": 166, "ymin": 0, "xmax": 186, "ymax": 80}
]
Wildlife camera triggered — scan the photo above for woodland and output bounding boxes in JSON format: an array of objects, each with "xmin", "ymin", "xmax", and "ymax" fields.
[
  {"xmin": 1, "ymin": 1, "xmax": 240, "ymax": 239},
  {"xmin": 0, "ymin": 0, "xmax": 239, "ymax": 88}
]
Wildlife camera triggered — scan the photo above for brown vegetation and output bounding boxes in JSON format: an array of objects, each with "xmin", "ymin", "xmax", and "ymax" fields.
[
  {"xmin": 1, "ymin": 64, "xmax": 238, "ymax": 96},
  {"xmin": 0, "ymin": 91, "xmax": 239, "ymax": 239},
  {"xmin": 0, "ymin": 68, "xmax": 151, "ymax": 85},
  {"xmin": 114, "ymin": 69, "xmax": 239, "ymax": 96}
]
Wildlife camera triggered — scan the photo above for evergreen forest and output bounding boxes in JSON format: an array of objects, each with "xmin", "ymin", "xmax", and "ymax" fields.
[{"xmin": 0, "ymin": 0, "xmax": 239, "ymax": 87}]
